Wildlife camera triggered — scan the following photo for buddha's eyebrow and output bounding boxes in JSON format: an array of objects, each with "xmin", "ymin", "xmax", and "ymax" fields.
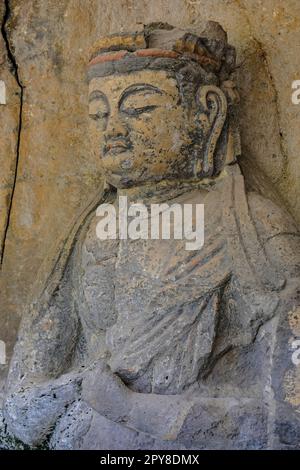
[
  {"xmin": 89, "ymin": 90, "xmax": 108, "ymax": 103},
  {"xmin": 119, "ymin": 84, "xmax": 163, "ymax": 107}
]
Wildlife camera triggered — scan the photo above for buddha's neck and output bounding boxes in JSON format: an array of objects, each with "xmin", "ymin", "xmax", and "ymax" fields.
[{"xmin": 116, "ymin": 170, "xmax": 229, "ymax": 204}]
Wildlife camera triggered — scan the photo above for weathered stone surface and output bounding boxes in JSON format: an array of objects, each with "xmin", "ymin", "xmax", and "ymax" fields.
[
  {"xmin": 1, "ymin": 0, "xmax": 300, "ymax": 383},
  {"xmin": 0, "ymin": 3, "xmax": 20, "ymax": 263},
  {"xmin": 0, "ymin": 1, "xmax": 21, "ymax": 390},
  {"xmin": 1, "ymin": 20, "xmax": 299, "ymax": 449},
  {"xmin": 0, "ymin": 0, "xmax": 300, "ymax": 450}
]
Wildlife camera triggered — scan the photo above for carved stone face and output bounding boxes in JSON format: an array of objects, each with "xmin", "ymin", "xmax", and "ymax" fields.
[
  {"xmin": 89, "ymin": 71, "xmax": 190, "ymax": 187},
  {"xmin": 89, "ymin": 69, "xmax": 205, "ymax": 188}
]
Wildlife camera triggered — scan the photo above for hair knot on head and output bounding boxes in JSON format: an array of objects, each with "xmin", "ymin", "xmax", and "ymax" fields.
[{"xmin": 88, "ymin": 21, "xmax": 236, "ymax": 84}]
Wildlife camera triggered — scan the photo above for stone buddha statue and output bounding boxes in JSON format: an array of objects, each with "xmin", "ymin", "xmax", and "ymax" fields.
[{"xmin": 3, "ymin": 22, "xmax": 300, "ymax": 450}]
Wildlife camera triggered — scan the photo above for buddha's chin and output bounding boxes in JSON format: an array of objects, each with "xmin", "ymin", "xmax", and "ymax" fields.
[
  {"xmin": 105, "ymin": 170, "xmax": 174, "ymax": 190},
  {"xmin": 104, "ymin": 169, "xmax": 137, "ymax": 189},
  {"xmin": 101, "ymin": 148, "xmax": 133, "ymax": 162},
  {"xmin": 104, "ymin": 168, "xmax": 153, "ymax": 189}
]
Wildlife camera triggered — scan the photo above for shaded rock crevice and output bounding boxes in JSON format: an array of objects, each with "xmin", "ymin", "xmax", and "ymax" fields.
[
  {"xmin": 252, "ymin": 37, "xmax": 289, "ymax": 179},
  {"xmin": 0, "ymin": 0, "xmax": 23, "ymax": 266},
  {"xmin": 235, "ymin": 0, "xmax": 289, "ymax": 182}
]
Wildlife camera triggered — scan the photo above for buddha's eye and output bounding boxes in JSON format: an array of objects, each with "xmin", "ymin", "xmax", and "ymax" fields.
[
  {"xmin": 121, "ymin": 104, "xmax": 158, "ymax": 116},
  {"xmin": 120, "ymin": 87, "xmax": 162, "ymax": 117},
  {"xmin": 89, "ymin": 110, "xmax": 109, "ymax": 121},
  {"xmin": 89, "ymin": 92, "xmax": 109, "ymax": 122}
]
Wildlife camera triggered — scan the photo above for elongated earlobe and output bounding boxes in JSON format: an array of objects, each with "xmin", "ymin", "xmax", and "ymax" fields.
[{"xmin": 196, "ymin": 85, "xmax": 227, "ymax": 176}]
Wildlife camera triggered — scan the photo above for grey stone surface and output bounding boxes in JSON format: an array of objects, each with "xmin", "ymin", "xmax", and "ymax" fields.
[
  {"xmin": 1, "ymin": 0, "xmax": 300, "ymax": 396},
  {"xmin": 1, "ymin": 19, "xmax": 300, "ymax": 450}
]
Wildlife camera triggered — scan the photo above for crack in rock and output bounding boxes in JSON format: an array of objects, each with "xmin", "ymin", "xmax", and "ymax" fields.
[{"xmin": 0, "ymin": 0, "xmax": 24, "ymax": 266}]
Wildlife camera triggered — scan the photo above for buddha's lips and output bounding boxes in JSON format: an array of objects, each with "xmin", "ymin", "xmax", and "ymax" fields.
[{"xmin": 104, "ymin": 140, "xmax": 131, "ymax": 154}]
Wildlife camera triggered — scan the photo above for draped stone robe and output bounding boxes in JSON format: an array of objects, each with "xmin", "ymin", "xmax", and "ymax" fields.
[
  {"xmin": 76, "ymin": 166, "xmax": 281, "ymax": 393},
  {"xmin": 3, "ymin": 165, "xmax": 300, "ymax": 449}
]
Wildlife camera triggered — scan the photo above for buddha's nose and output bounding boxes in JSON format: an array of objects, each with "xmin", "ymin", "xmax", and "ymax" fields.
[{"xmin": 105, "ymin": 113, "xmax": 128, "ymax": 140}]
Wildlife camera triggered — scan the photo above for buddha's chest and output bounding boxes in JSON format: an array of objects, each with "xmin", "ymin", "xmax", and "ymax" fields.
[{"xmin": 75, "ymin": 199, "xmax": 230, "ymax": 337}]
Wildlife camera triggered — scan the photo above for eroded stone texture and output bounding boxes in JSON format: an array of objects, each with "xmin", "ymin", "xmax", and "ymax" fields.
[
  {"xmin": 1, "ymin": 0, "xmax": 300, "ymax": 394},
  {"xmin": 0, "ymin": 0, "xmax": 103, "ymax": 387},
  {"xmin": 1, "ymin": 22, "xmax": 299, "ymax": 450},
  {"xmin": 0, "ymin": 2, "xmax": 21, "ymax": 390},
  {"xmin": 0, "ymin": 3, "xmax": 20, "ymax": 262}
]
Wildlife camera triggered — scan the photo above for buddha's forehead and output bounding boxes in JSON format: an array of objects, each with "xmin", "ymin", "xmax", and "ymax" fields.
[{"xmin": 89, "ymin": 70, "xmax": 179, "ymax": 99}]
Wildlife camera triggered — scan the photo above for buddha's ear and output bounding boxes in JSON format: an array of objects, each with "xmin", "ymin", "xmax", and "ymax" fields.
[{"xmin": 195, "ymin": 85, "xmax": 227, "ymax": 176}]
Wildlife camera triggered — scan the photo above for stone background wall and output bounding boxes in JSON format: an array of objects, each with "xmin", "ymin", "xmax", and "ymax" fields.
[{"xmin": 0, "ymin": 0, "xmax": 300, "ymax": 390}]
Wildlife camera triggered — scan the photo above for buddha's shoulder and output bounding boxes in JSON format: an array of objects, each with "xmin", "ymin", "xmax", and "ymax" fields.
[
  {"xmin": 246, "ymin": 191, "xmax": 298, "ymax": 241},
  {"xmin": 247, "ymin": 191, "xmax": 300, "ymax": 275},
  {"xmin": 77, "ymin": 198, "xmax": 119, "ymax": 267}
]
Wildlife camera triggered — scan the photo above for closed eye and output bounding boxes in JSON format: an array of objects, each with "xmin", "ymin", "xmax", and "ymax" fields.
[
  {"xmin": 89, "ymin": 90, "xmax": 109, "ymax": 122},
  {"xmin": 121, "ymin": 105, "xmax": 158, "ymax": 116},
  {"xmin": 119, "ymin": 84, "xmax": 163, "ymax": 117},
  {"xmin": 89, "ymin": 110, "xmax": 109, "ymax": 121}
]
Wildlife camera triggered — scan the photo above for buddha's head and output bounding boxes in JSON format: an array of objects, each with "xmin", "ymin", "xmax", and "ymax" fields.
[{"xmin": 88, "ymin": 22, "xmax": 240, "ymax": 189}]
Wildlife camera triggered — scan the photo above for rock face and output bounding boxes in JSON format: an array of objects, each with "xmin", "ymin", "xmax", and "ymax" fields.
[
  {"xmin": 0, "ymin": 1, "xmax": 299, "ymax": 450},
  {"xmin": 1, "ymin": 20, "xmax": 299, "ymax": 450},
  {"xmin": 0, "ymin": 1, "xmax": 21, "ymax": 387},
  {"xmin": 1, "ymin": 0, "xmax": 300, "ymax": 384}
]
